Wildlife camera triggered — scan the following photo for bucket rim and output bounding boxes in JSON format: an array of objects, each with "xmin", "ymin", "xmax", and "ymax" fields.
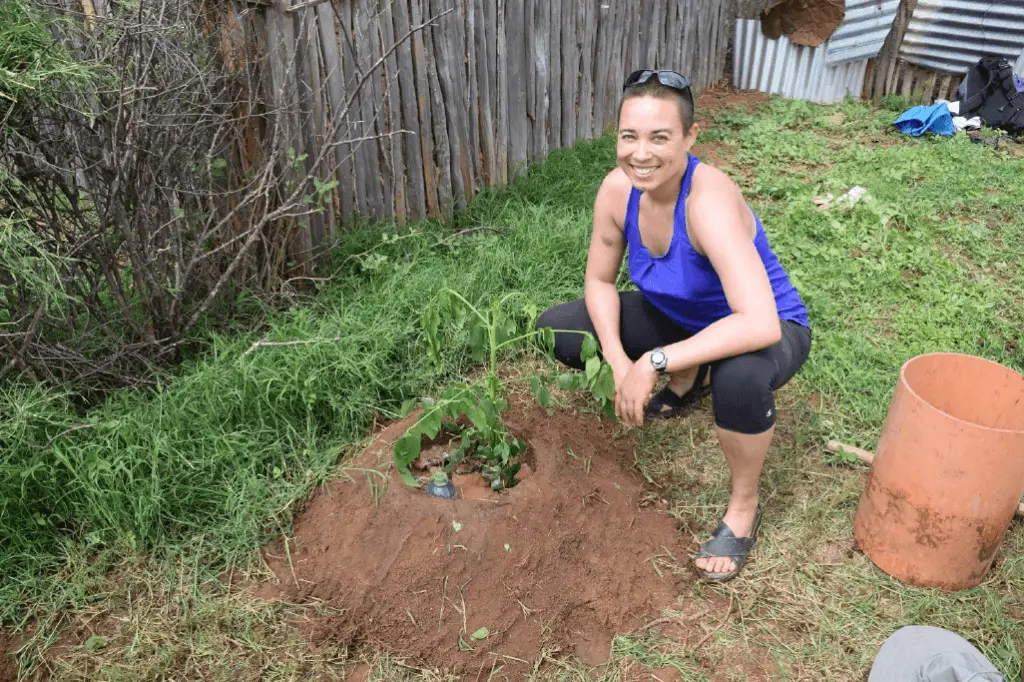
[{"xmin": 898, "ymin": 352, "xmax": 1024, "ymax": 435}]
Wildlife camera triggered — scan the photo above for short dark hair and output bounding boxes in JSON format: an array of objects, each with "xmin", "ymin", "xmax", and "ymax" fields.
[{"xmin": 618, "ymin": 79, "xmax": 695, "ymax": 132}]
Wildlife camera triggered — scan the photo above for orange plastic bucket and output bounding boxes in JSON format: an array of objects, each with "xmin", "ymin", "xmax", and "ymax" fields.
[{"xmin": 853, "ymin": 352, "xmax": 1024, "ymax": 590}]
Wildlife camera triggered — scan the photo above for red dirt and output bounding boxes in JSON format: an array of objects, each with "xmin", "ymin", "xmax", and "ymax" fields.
[
  {"xmin": 0, "ymin": 633, "xmax": 18, "ymax": 682},
  {"xmin": 624, "ymin": 666, "xmax": 682, "ymax": 682},
  {"xmin": 694, "ymin": 87, "xmax": 769, "ymax": 114},
  {"xmin": 760, "ymin": 0, "xmax": 844, "ymax": 47},
  {"xmin": 689, "ymin": 88, "xmax": 768, "ymax": 171},
  {"xmin": 691, "ymin": 141, "xmax": 732, "ymax": 170},
  {"xmin": 256, "ymin": 396, "xmax": 698, "ymax": 676}
]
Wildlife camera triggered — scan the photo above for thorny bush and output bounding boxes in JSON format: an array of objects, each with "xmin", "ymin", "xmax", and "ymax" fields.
[{"xmin": 1, "ymin": 0, "xmax": 349, "ymax": 400}]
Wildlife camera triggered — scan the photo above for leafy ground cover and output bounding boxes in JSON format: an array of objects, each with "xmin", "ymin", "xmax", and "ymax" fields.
[{"xmin": 2, "ymin": 89, "xmax": 1023, "ymax": 681}]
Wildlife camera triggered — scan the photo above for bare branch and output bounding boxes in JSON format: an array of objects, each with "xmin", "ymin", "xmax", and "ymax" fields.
[
  {"xmin": 239, "ymin": 335, "xmax": 343, "ymax": 358},
  {"xmin": 284, "ymin": 0, "xmax": 330, "ymax": 13},
  {"xmin": 1, "ymin": 0, "xmax": 445, "ymax": 398}
]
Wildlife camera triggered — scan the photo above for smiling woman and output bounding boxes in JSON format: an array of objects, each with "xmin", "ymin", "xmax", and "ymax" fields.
[{"xmin": 536, "ymin": 69, "xmax": 812, "ymax": 583}]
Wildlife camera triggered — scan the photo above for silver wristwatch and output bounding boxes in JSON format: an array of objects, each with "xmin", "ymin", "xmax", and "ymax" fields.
[{"xmin": 649, "ymin": 347, "xmax": 668, "ymax": 373}]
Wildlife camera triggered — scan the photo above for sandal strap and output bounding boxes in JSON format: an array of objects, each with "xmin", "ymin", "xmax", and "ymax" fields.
[
  {"xmin": 694, "ymin": 506, "xmax": 763, "ymax": 562},
  {"xmin": 692, "ymin": 363, "xmax": 710, "ymax": 393},
  {"xmin": 644, "ymin": 364, "xmax": 712, "ymax": 415},
  {"xmin": 648, "ymin": 386, "xmax": 690, "ymax": 409},
  {"xmin": 695, "ymin": 533, "xmax": 755, "ymax": 562}
]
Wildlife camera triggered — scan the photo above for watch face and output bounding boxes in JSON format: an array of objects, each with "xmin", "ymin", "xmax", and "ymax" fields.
[{"xmin": 652, "ymin": 350, "xmax": 666, "ymax": 368}]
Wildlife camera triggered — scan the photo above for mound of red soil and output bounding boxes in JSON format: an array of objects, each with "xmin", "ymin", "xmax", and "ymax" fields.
[{"xmin": 256, "ymin": 397, "xmax": 695, "ymax": 675}]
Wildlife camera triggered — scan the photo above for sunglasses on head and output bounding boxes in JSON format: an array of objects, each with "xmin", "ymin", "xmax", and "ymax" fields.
[{"xmin": 623, "ymin": 69, "xmax": 694, "ymax": 100}]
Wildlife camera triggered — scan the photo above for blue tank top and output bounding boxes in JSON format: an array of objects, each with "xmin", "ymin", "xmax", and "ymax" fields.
[{"xmin": 624, "ymin": 155, "xmax": 809, "ymax": 333}]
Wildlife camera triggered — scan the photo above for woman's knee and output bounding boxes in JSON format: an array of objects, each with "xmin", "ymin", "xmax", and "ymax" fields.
[{"xmin": 711, "ymin": 355, "xmax": 776, "ymax": 434}]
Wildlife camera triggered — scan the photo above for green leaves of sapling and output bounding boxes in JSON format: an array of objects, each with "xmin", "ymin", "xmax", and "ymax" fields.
[
  {"xmin": 556, "ymin": 373, "xmax": 580, "ymax": 391},
  {"xmin": 469, "ymin": 321, "xmax": 488, "ymax": 363},
  {"xmin": 393, "ymin": 432, "xmax": 422, "ymax": 486},
  {"xmin": 397, "ymin": 289, "xmax": 616, "ymax": 492},
  {"xmin": 418, "ymin": 401, "xmax": 444, "ymax": 439},
  {"xmin": 394, "ymin": 397, "xmax": 448, "ymax": 485},
  {"xmin": 492, "ymin": 309, "xmax": 512, "ymax": 347},
  {"xmin": 530, "ymin": 374, "xmax": 552, "ymax": 408},
  {"xmin": 591, "ymin": 364, "xmax": 614, "ymax": 403},
  {"xmin": 422, "ymin": 305, "xmax": 442, "ymax": 368},
  {"xmin": 536, "ymin": 326, "xmax": 556, "ymax": 361},
  {"xmin": 395, "ymin": 288, "xmax": 535, "ymax": 490},
  {"xmin": 592, "ymin": 364, "xmax": 617, "ymax": 419},
  {"xmin": 581, "ymin": 333, "xmax": 598, "ymax": 362},
  {"xmin": 568, "ymin": 332, "xmax": 617, "ymax": 418}
]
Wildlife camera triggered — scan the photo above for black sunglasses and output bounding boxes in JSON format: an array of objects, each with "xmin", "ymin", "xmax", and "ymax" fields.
[{"xmin": 623, "ymin": 69, "xmax": 694, "ymax": 101}]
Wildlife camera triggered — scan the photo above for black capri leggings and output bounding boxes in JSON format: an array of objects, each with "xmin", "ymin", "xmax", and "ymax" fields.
[{"xmin": 535, "ymin": 291, "xmax": 812, "ymax": 434}]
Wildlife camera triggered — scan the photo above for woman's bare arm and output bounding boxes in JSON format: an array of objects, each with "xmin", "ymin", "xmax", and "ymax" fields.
[
  {"xmin": 584, "ymin": 169, "xmax": 632, "ymax": 368},
  {"xmin": 654, "ymin": 168, "xmax": 782, "ymax": 373}
]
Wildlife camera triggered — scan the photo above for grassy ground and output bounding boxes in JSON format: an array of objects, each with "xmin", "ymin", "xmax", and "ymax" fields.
[{"xmin": 2, "ymin": 91, "xmax": 1023, "ymax": 681}]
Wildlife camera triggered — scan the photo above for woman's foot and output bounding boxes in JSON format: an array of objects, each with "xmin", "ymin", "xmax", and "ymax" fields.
[{"xmin": 694, "ymin": 503, "xmax": 762, "ymax": 581}]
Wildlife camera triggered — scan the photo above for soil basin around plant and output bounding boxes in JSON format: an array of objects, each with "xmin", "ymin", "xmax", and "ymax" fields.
[{"xmin": 255, "ymin": 395, "xmax": 699, "ymax": 675}]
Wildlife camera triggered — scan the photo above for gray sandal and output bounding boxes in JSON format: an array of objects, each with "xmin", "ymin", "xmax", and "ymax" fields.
[{"xmin": 693, "ymin": 505, "xmax": 763, "ymax": 582}]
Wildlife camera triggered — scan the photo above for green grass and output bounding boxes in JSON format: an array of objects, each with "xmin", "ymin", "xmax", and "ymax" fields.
[
  {"xmin": 0, "ymin": 0, "xmax": 99, "ymax": 110},
  {"xmin": 2, "ymin": 92, "xmax": 1023, "ymax": 680}
]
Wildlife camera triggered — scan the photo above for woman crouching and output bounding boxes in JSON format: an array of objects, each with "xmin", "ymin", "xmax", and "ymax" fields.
[{"xmin": 536, "ymin": 70, "xmax": 812, "ymax": 582}]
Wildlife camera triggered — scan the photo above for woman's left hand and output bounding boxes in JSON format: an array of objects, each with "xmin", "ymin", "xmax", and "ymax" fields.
[{"xmin": 615, "ymin": 356, "xmax": 659, "ymax": 427}]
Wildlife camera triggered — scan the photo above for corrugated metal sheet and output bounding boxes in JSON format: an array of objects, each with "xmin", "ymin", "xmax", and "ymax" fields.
[
  {"xmin": 733, "ymin": 19, "xmax": 870, "ymax": 103},
  {"xmin": 825, "ymin": 0, "xmax": 901, "ymax": 66},
  {"xmin": 900, "ymin": 0, "xmax": 1024, "ymax": 74}
]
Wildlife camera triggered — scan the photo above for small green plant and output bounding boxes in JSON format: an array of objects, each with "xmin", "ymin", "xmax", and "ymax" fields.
[
  {"xmin": 392, "ymin": 289, "xmax": 536, "ymax": 490},
  {"xmin": 547, "ymin": 332, "xmax": 617, "ymax": 419},
  {"xmin": 392, "ymin": 288, "xmax": 617, "ymax": 490},
  {"xmin": 822, "ymin": 446, "xmax": 859, "ymax": 468}
]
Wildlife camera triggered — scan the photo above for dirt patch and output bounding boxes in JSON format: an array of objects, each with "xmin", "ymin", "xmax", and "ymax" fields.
[
  {"xmin": 760, "ymin": 0, "xmax": 844, "ymax": 47},
  {"xmin": 342, "ymin": 662, "xmax": 372, "ymax": 681},
  {"xmin": 813, "ymin": 537, "xmax": 857, "ymax": 564},
  {"xmin": 694, "ymin": 87, "xmax": 769, "ymax": 115},
  {"xmin": 689, "ymin": 88, "xmax": 768, "ymax": 172},
  {"xmin": 713, "ymin": 645, "xmax": 775, "ymax": 682},
  {"xmin": 0, "ymin": 633, "xmax": 19, "ymax": 682},
  {"xmin": 624, "ymin": 666, "xmax": 682, "ymax": 682},
  {"xmin": 691, "ymin": 141, "xmax": 733, "ymax": 169},
  {"xmin": 256, "ymin": 397, "xmax": 695, "ymax": 675}
]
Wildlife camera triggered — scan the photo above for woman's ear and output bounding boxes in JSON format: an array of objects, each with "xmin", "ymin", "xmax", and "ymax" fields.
[{"xmin": 684, "ymin": 122, "xmax": 701, "ymax": 149}]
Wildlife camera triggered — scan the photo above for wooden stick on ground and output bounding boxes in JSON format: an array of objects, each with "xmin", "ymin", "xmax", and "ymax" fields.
[
  {"xmin": 827, "ymin": 440, "xmax": 876, "ymax": 466},
  {"xmin": 826, "ymin": 441, "xmax": 1024, "ymax": 519}
]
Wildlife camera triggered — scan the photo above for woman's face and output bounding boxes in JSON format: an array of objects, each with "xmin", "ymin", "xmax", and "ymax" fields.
[{"xmin": 617, "ymin": 95, "xmax": 697, "ymax": 194}]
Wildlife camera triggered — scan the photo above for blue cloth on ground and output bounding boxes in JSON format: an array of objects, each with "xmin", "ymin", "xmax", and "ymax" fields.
[{"xmin": 894, "ymin": 103, "xmax": 955, "ymax": 137}]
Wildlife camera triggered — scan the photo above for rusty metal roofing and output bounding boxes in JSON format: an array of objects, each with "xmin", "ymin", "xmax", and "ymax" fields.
[
  {"xmin": 900, "ymin": 0, "xmax": 1024, "ymax": 74},
  {"xmin": 826, "ymin": 0, "xmax": 901, "ymax": 66},
  {"xmin": 733, "ymin": 19, "xmax": 871, "ymax": 103}
]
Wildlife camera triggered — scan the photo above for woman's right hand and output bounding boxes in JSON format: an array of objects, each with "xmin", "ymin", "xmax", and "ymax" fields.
[{"xmin": 608, "ymin": 355, "xmax": 633, "ymax": 396}]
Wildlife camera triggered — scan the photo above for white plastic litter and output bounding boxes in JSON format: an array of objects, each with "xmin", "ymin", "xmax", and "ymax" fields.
[
  {"xmin": 952, "ymin": 116, "xmax": 982, "ymax": 132},
  {"xmin": 813, "ymin": 186, "xmax": 868, "ymax": 211}
]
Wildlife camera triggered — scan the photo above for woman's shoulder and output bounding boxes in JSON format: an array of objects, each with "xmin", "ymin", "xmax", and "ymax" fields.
[
  {"xmin": 594, "ymin": 167, "xmax": 634, "ymax": 226},
  {"xmin": 598, "ymin": 166, "xmax": 633, "ymax": 198},
  {"xmin": 686, "ymin": 158, "xmax": 756, "ymax": 247},
  {"xmin": 688, "ymin": 159, "xmax": 748, "ymax": 217},
  {"xmin": 690, "ymin": 159, "xmax": 741, "ymax": 198}
]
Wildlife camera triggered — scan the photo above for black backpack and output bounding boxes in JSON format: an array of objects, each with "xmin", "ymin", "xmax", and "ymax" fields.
[{"xmin": 958, "ymin": 55, "xmax": 1024, "ymax": 135}]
